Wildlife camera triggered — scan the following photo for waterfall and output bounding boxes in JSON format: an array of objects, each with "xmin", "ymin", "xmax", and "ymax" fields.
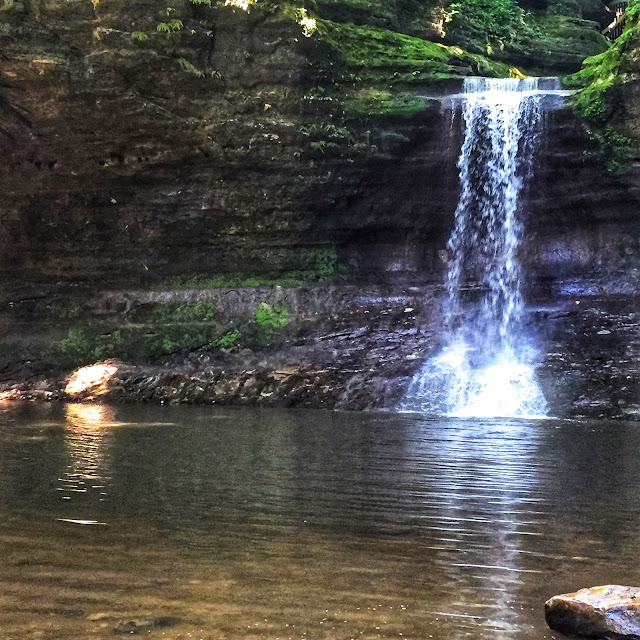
[{"xmin": 401, "ymin": 77, "xmax": 558, "ymax": 418}]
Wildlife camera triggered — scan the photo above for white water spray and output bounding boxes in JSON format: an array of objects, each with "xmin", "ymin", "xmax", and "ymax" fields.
[{"xmin": 401, "ymin": 78, "xmax": 557, "ymax": 418}]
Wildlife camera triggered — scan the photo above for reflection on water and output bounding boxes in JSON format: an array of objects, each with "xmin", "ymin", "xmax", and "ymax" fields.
[
  {"xmin": 0, "ymin": 404, "xmax": 639, "ymax": 639},
  {"xmin": 59, "ymin": 404, "xmax": 117, "ymax": 508}
]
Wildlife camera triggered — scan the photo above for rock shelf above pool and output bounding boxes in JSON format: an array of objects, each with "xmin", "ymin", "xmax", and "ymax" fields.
[{"xmin": 545, "ymin": 585, "xmax": 640, "ymax": 639}]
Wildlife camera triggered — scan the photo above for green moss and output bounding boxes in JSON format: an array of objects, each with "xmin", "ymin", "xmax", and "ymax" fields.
[
  {"xmin": 218, "ymin": 328, "xmax": 241, "ymax": 349},
  {"xmin": 165, "ymin": 301, "xmax": 217, "ymax": 322},
  {"xmin": 568, "ymin": 4, "xmax": 640, "ymax": 121},
  {"xmin": 317, "ymin": 20, "xmax": 452, "ymax": 69},
  {"xmin": 566, "ymin": 1, "xmax": 640, "ymax": 170},
  {"xmin": 314, "ymin": 19, "xmax": 514, "ymax": 82},
  {"xmin": 255, "ymin": 302, "xmax": 290, "ymax": 328},
  {"xmin": 345, "ymin": 87, "xmax": 429, "ymax": 115},
  {"xmin": 169, "ymin": 248, "xmax": 339, "ymax": 289}
]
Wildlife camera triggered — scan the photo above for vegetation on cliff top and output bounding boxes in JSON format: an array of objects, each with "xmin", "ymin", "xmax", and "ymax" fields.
[
  {"xmin": 567, "ymin": 1, "xmax": 640, "ymax": 171},
  {"xmin": 444, "ymin": 0, "xmax": 535, "ymax": 54}
]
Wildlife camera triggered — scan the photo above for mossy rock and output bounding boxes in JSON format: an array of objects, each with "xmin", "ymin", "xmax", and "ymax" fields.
[
  {"xmin": 504, "ymin": 15, "xmax": 608, "ymax": 73},
  {"xmin": 314, "ymin": 19, "xmax": 513, "ymax": 81},
  {"xmin": 566, "ymin": 2, "xmax": 640, "ymax": 173},
  {"xmin": 344, "ymin": 87, "xmax": 433, "ymax": 116}
]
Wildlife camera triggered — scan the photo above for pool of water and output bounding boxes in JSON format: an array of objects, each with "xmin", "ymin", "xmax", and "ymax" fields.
[{"xmin": 0, "ymin": 402, "xmax": 638, "ymax": 639}]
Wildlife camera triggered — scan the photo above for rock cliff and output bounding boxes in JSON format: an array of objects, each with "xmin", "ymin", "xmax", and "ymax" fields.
[{"xmin": 0, "ymin": 0, "xmax": 638, "ymax": 417}]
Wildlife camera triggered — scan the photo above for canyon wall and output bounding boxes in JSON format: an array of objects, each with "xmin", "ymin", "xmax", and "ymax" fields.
[{"xmin": 0, "ymin": 0, "xmax": 638, "ymax": 417}]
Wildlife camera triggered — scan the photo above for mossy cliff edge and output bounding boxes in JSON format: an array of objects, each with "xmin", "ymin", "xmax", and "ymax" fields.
[{"xmin": 567, "ymin": 2, "xmax": 640, "ymax": 182}]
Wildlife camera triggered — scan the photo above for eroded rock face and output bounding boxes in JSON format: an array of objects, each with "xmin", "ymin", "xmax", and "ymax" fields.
[
  {"xmin": 0, "ymin": 2, "xmax": 639, "ymax": 414},
  {"xmin": 545, "ymin": 585, "xmax": 640, "ymax": 639}
]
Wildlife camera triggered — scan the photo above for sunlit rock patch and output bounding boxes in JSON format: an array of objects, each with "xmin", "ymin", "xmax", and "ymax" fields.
[
  {"xmin": 545, "ymin": 585, "xmax": 640, "ymax": 639},
  {"xmin": 64, "ymin": 362, "xmax": 119, "ymax": 399}
]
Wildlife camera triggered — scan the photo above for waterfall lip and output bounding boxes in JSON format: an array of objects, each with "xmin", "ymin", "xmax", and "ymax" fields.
[
  {"xmin": 421, "ymin": 76, "xmax": 572, "ymax": 112},
  {"xmin": 433, "ymin": 90, "xmax": 573, "ymax": 113}
]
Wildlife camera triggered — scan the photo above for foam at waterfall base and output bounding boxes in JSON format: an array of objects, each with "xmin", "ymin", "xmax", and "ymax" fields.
[
  {"xmin": 400, "ymin": 342, "xmax": 548, "ymax": 419},
  {"xmin": 447, "ymin": 359, "xmax": 548, "ymax": 419}
]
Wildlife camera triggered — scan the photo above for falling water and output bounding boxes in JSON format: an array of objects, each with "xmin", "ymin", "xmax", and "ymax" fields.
[{"xmin": 401, "ymin": 77, "xmax": 559, "ymax": 418}]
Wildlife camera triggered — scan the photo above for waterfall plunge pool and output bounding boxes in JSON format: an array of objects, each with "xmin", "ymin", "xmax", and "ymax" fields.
[{"xmin": 1, "ymin": 402, "xmax": 639, "ymax": 639}]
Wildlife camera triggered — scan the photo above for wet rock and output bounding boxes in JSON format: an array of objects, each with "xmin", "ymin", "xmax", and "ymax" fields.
[
  {"xmin": 114, "ymin": 616, "xmax": 179, "ymax": 634},
  {"xmin": 545, "ymin": 585, "xmax": 640, "ymax": 639}
]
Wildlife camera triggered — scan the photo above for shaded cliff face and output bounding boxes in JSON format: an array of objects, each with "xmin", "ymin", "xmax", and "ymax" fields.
[
  {"xmin": 0, "ymin": 0, "xmax": 614, "ymax": 292},
  {"xmin": 616, "ymin": 10, "xmax": 640, "ymax": 193},
  {"xmin": 1, "ymin": 0, "xmax": 488, "ymax": 293},
  {"xmin": 0, "ymin": 2, "xmax": 332, "ymax": 288}
]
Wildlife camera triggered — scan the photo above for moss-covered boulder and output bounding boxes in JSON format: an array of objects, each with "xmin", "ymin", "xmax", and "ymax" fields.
[
  {"xmin": 508, "ymin": 14, "xmax": 609, "ymax": 74},
  {"xmin": 442, "ymin": 0, "xmax": 607, "ymax": 73}
]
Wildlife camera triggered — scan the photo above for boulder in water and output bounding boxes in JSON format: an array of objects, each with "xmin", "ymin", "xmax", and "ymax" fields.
[{"xmin": 545, "ymin": 585, "xmax": 640, "ymax": 639}]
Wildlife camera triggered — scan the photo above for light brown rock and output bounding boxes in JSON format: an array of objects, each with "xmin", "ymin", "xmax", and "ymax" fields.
[{"xmin": 545, "ymin": 585, "xmax": 640, "ymax": 639}]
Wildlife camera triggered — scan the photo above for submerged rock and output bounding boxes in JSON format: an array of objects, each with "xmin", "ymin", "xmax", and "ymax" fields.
[
  {"xmin": 545, "ymin": 585, "xmax": 640, "ymax": 639},
  {"xmin": 113, "ymin": 616, "xmax": 179, "ymax": 634}
]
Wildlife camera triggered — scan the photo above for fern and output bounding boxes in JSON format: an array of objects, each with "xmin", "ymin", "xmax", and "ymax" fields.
[
  {"xmin": 177, "ymin": 57, "xmax": 205, "ymax": 77},
  {"xmin": 131, "ymin": 31, "xmax": 148, "ymax": 41},
  {"xmin": 157, "ymin": 19, "xmax": 183, "ymax": 33}
]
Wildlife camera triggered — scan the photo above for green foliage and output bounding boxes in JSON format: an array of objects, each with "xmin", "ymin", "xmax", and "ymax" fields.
[
  {"xmin": 300, "ymin": 121, "xmax": 377, "ymax": 153},
  {"xmin": 310, "ymin": 140, "xmax": 338, "ymax": 153},
  {"xmin": 445, "ymin": 0, "xmax": 534, "ymax": 54},
  {"xmin": 177, "ymin": 57, "xmax": 205, "ymax": 77},
  {"xmin": 566, "ymin": 2, "xmax": 639, "ymax": 171},
  {"xmin": 189, "ymin": 0, "xmax": 212, "ymax": 4},
  {"xmin": 255, "ymin": 302, "xmax": 290, "ymax": 328},
  {"xmin": 312, "ymin": 0, "xmax": 395, "ymax": 28},
  {"xmin": 300, "ymin": 122, "xmax": 356, "ymax": 152},
  {"xmin": 157, "ymin": 19, "xmax": 183, "ymax": 33},
  {"xmin": 302, "ymin": 247, "xmax": 338, "ymax": 280},
  {"xmin": 54, "ymin": 328, "xmax": 94, "ymax": 367},
  {"xmin": 218, "ymin": 328, "xmax": 241, "ymax": 349},
  {"xmin": 53, "ymin": 302, "xmax": 221, "ymax": 367},
  {"xmin": 300, "ymin": 122, "xmax": 354, "ymax": 141},
  {"xmin": 131, "ymin": 31, "xmax": 149, "ymax": 41}
]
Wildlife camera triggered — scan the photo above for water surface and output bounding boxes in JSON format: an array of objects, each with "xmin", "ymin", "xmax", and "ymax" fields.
[{"xmin": 0, "ymin": 403, "xmax": 638, "ymax": 639}]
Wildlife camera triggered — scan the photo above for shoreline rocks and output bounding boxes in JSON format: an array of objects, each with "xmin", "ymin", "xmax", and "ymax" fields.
[{"xmin": 545, "ymin": 585, "xmax": 640, "ymax": 639}]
